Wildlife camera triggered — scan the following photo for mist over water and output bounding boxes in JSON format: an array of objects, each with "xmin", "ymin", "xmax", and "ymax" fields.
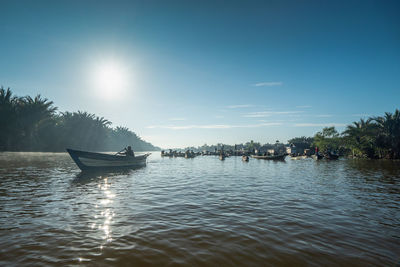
[{"xmin": 0, "ymin": 152, "xmax": 399, "ymax": 265}]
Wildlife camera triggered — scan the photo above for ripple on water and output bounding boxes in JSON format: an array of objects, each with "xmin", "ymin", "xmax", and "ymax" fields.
[{"xmin": 0, "ymin": 153, "xmax": 399, "ymax": 265}]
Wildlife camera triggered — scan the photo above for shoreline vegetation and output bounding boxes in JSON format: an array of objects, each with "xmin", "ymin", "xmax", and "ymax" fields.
[
  {"xmin": 1, "ymin": 87, "xmax": 399, "ymax": 159},
  {"xmin": 181, "ymin": 110, "xmax": 400, "ymax": 160},
  {"xmin": 0, "ymin": 87, "xmax": 160, "ymax": 152}
]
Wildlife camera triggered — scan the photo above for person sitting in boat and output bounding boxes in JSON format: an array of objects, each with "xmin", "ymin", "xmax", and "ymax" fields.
[{"xmin": 124, "ymin": 146, "xmax": 135, "ymax": 157}]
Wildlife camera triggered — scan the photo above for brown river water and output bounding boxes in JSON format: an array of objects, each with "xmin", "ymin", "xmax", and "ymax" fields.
[{"xmin": 0, "ymin": 152, "xmax": 399, "ymax": 266}]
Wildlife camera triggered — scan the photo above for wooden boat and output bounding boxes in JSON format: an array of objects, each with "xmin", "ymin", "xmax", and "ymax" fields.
[
  {"xmin": 67, "ymin": 148, "xmax": 150, "ymax": 171},
  {"xmin": 185, "ymin": 153, "xmax": 196, "ymax": 158},
  {"xmin": 250, "ymin": 154, "xmax": 286, "ymax": 160},
  {"xmin": 290, "ymin": 155, "xmax": 307, "ymax": 160},
  {"xmin": 325, "ymin": 152, "xmax": 339, "ymax": 160},
  {"xmin": 312, "ymin": 153, "xmax": 324, "ymax": 160},
  {"xmin": 161, "ymin": 151, "xmax": 172, "ymax": 157}
]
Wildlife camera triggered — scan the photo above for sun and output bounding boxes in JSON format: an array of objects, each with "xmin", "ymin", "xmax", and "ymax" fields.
[{"xmin": 92, "ymin": 61, "xmax": 129, "ymax": 100}]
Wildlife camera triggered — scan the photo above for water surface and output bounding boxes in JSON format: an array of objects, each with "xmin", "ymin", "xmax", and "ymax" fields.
[{"xmin": 0, "ymin": 152, "xmax": 399, "ymax": 266}]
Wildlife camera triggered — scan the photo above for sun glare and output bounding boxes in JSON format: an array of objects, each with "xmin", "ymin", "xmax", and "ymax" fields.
[{"xmin": 92, "ymin": 61, "xmax": 129, "ymax": 100}]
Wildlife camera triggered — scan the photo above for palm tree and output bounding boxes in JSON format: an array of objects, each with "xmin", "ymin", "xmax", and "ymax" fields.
[
  {"xmin": 0, "ymin": 87, "xmax": 16, "ymax": 105},
  {"xmin": 373, "ymin": 109, "xmax": 400, "ymax": 159},
  {"xmin": 0, "ymin": 87, "xmax": 17, "ymax": 150},
  {"xmin": 15, "ymin": 95, "xmax": 58, "ymax": 150},
  {"xmin": 343, "ymin": 118, "xmax": 377, "ymax": 158},
  {"xmin": 0, "ymin": 88, "xmax": 159, "ymax": 152},
  {"xmin": 57, "ymin": 111, "xmax": 112, "ymax": 151},
  {"xmin": 109, "ymin": 126, "xmax": 136, "ymax": 150}
]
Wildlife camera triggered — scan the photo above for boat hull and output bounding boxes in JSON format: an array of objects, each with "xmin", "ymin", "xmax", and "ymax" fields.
[
  {"xmin": 251, "ymin": 154, "xmax": 286, "ymax": 160},
  {"xmin": 67, "ymin": 149, "xmax": 150, "ymax": 171},
  {"xmin": 312, "ymin": 154, "xmax": 324, "ymax": 160},
  {"xmin": 325, "ymin": 153, "xmax": 339, "ymax": 160},
  {"xmin": 290, "ymin": 155, "xmax": 308, "ymax": 160}
]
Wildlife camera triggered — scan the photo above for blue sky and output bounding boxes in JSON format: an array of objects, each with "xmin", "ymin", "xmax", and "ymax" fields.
[{"xmin": 1, "ymin": 0, "xmax": 399, "ymax": 148}]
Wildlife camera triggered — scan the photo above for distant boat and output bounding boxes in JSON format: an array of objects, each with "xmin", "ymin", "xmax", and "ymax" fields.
[
  {"xmin": 219, "ymin": 154, "xmax": 226, "ymax": 160},
  {"xmin": 290, "ymin": 155, "xmax": 307, "ymax": 160},
  {"xmin": 324, "ymin": 152, "xmax": 339, "ymax": 160},
  {"xmin": 242, "ymin": 155, "xmax": 249, "ymax": 162},
  {"xmin": 161, "ymin": 151, "xmax": 173, "ymax": 157},
  {"xmin": 312, "ymin": 153, "xmax": 324, "ymax": 160},
  {"xmin": 67, "ymin": 148, "xmax": 150, "ymax": 171},
  {"xmin": 185, "ymin": 152, "xmax": 196, "ymax": 158},
  {"xmin": 251, "ymin": 154, "xmax": 286, "ymax": 160}
]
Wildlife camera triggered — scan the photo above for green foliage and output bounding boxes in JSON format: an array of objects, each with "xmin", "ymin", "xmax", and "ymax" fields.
[
  {"xmin": 329, "ymin": 109, "xmax": 400, "ymax": 159},
  {"xmin": 0, "ymin": 87, "xmax": 160, "ymax": 152},
  {"xmin": 56, "ymin": 111, "xmax": 111, "ymax": 151},
  {"xmin": 312, "ymin": 127, "xmax": 342, "ymax": 152},
  {"xmin": 0, "ymin": 87, "xmax": 17, "ymax": 150},
  {"xmin": 372, "ymin": 110, "xmax": 400, "ymax": 158},
  {"xmin": 288, "ymin": 136, "xmax": 314, "ymax": 150},
  {"xmin": 342, "ymin": 119, "xmax": 378, "ymax": 158}
]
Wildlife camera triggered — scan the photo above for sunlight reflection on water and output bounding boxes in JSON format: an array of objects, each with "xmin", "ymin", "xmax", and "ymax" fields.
[{"xmin": 98, "ymin": 178, "xmax": 115, "ymax": 243}]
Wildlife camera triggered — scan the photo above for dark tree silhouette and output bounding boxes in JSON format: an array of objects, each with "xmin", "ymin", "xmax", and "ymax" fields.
[{"xmin": 0, "ymin": 88, "xmax": 160, "ymax": 152}]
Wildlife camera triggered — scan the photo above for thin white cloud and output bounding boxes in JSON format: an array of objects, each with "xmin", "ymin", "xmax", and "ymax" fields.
[
  {"xmin": 146, "ymin": 122, "xmax": 282, "ymax": 130},
  {"xmin": 226, "ymin": 104, "xmax": 254, "ymax": 109},
  {"xmin": 352, "ymin": 113, "xmax": 371, "ymax": 117},
  {"xmin": 260, "ymin": 119, "xmax": 291, "ymax": 123},
  {"xmin": 242, "ymin": 111, "xmax": 303, "ymax": 118},
  {"xmin": 315, "ymin": 114, "xmax": 333, "ymax": 118},
  {"xmin": 252, "ymin": 82, "xmax": 283, "ymax": 87},
  {"xmin": 242, "ymin": 113, "xmax": 272, "ymax": 118},
  {"xmin": 294, "ymin": 123, "xmax": 347, "ymax": 127},
  {"xmin": 296, "ymin": 105, "xmax": 312, "ymax": 108},
  {"xmin": 168, "ymin": 118, "xmax": 186, "ymax": 121}
]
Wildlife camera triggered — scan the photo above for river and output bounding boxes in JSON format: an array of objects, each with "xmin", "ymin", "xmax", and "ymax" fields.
[{"xmin": 0, "ymin": 152, "xmax": 399, "ymax": 266}]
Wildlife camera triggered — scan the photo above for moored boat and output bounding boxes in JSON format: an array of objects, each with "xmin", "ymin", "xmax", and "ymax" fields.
[
  {"xmin": 67, "ymin": 148, "xmax": 150, "ymax": 171},
  {"xmin": 161, "ymin": 150, "xmax": 173, "ymax": 157},
  {"xmin": 290, "ymin": 155, "xmax": 308, "ymax": 160},
  {"xmin": 174, "ymin": 152, "xmax": 185, "ymax": 157},
  {"xmin": 312, "ymin": 153, "xmax": 324, "ymax": 160},
  {"xmin": 324, "ymin": 152, "xmax": 339, "ymax": 160},
  {"xmin": 250, "ymin": 154, "xmax": 286, "ymax": 160},
  {"xmin": 185, "ymin": 151, "xmax": 196, "ymax": 158}
]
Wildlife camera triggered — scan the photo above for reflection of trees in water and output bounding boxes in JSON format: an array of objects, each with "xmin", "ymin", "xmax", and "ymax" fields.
[
  {"xmin": 0, "ymin": 87, "xmax": 159, "ymax": 152},
  {"xmin": 345, "ymin": 159, "xmax": 400, "ymax": 184}
]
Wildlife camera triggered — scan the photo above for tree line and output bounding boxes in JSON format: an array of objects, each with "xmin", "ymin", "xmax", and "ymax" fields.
[
  {"xmin": 185, "ymin": 109, "xmax": 400, "ymax": 160},
  {"xmin": 0, "ymin": 87, "xmax": 160, "ymax": 152},
  {"xmin": 186, "ymin": 140, "xmax": 287, "ymax": 155},
  {"xmin": 183, "ymin": 107, "xmax": 400, "ymax": 160},
  {"xmin": 288, "ymin": 108, "xmax": 400, "ymax": 159}
]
